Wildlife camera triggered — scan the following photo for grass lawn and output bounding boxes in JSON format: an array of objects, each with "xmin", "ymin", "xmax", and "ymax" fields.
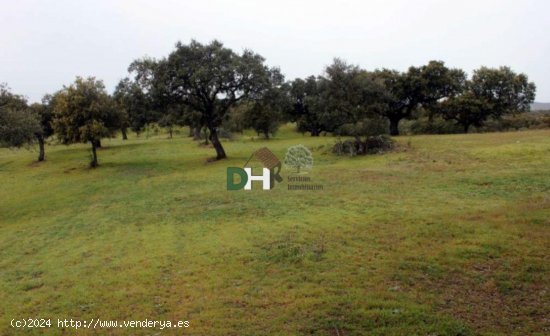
[{"xmin": 0, "ymin": 126, "xmax": 549, "ymax": 335}]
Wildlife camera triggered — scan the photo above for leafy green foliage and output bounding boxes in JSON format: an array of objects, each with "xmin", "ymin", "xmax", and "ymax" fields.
[
  {"xmin": 439, "ymin": 92, "xmax": 491, "ymax": 132},
  {"xmin": 401, "ymin": 116, "xmax": 462, "ymax": 135},
  {"xmin": 0, "ymin": 84, "xmax": 51, "ymax": 161},
  {"xmin": 372, "ymin": 61, "xmax": 466, "ymax": 135},
  {"xmin": 114, "ymin": 77, "xmax": 157, "ymax": 136},
  {"xmin": 243, "ymin": 85, "xmax": 290, "ymax": 138},
  {"xmin": 439, "ymin": 67, "xmax": 536, "ymax": 132},
  {"xmin": 29, "ymin": 97, "xmax": 54, "ymax": 139},
  {"xmin": 481, "ymin": 112, "xmax": 550, "ymax": 132},
  {"xmin": 223, "ymin": 104, "xmax": 248, "ymax": 133},
  {"xmin": 0, "ymin": 83, "xmax": 27, "ymax": 110},
  {"xmin": 289, "ymin": 60, "xmax": 469, "ymax": 137},
  {"xmin": 153, "ymin": 40, "xmax": 282, "ymax": 159},
  {"xmin": 288, "ymin": 76, "xmax": 326, "ymax": 136},
  {"xmin": 334, "ymin": 117, "xmax": 389, "ymax": 137},
  {"xmin": 157, "ymin": 106, "xmax": 185, "ymax": 138},
  {"xmin": 289, "ymin": 59, "xmax": 384, "ymax": 137},
  {"xmin": 52, "ymin": 77, "xmax": 120, "ymax": 167},
  {"xmin": 471, "ymin": 66, "xmax": 536, "ymax": 115},
  {"xmin": 0, "ymin": 108, "xmax": 40, "ymax": 147},
  {"xmin": 332, "ymin": 135, "xmax": 394, "ymax": 156}
]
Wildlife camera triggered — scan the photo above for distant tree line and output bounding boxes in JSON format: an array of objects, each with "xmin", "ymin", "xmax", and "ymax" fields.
[{"xmin": 0, "ymin": 39, "xmax": 537, "ymax": 166}]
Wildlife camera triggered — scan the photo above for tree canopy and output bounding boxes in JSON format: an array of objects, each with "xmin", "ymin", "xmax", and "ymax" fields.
[
  {"xmin": 0, "ymin": 84, "xmax": 53, "ymax": 161},
  {"xmin": 372, "ymin": 61, "xmax": 466, "ymax": 135},
  {"xmin": 439, "ymin": 66, "xmax": 536, "ymax": 132},
  {"xmin": 242, "ymin": 84, "xmax": 290, "ymax": 139},
  {"xmin": 0, "ymin": 40, "xmax": 539, "ymax": 164},
  {"xmin": 52, "ymin": 77, "xmax": 120, "ymax": 167},
  {"xmin": 153, "ymin": 40, "xmax": 282, "ymax": 159},
  {"xmin": 114, "ymin": 77, "xmax": 155, "ymax": 137}
]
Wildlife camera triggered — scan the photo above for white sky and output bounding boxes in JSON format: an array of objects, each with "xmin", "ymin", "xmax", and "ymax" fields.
[{"xmin": 1, "ymin": 0, "xmax": 549, "ymax": 102}]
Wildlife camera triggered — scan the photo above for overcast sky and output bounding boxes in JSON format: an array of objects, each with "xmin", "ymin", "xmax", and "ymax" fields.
[{"xmin": 1, "ymin": 0, "xmax": 549, "ymax": 102}]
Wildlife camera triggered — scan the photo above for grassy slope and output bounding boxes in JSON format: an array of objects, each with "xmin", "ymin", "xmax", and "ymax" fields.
[{"xmin": 0, "ymin": 127, "xmax": 548, "ymax": 335}]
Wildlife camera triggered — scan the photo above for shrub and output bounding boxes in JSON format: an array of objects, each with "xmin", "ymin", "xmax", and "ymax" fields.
[
  {"xmin": 334, "ymin": 117, "xmax": 389, "ymax": 137},
  {"xmin": 333, "ymin": 139, "xmax": 359, "ymax": 156},
  {"xmin": 400, "ymin": 112, "xmax": 550, "ymax": 135},
  {"xmin": 401, "ymin": 116, "xmax": 462, "ymax": 135},
  {"xmin": 364, "ymin": 135, "xmax": 394, "ymax": 153},
  {"xmin": 479, "ymin": 112, "xmax": 550, "ymax": 132},
  {"xmin": 333, "ymin": 135, "xmax": 394, "ymax": 156}
]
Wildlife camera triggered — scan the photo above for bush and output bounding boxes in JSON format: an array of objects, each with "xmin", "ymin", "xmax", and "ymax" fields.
[
  {"xmin": 400, "ymin": 116, "xmax": 462, "ymax": 135},
  {"xmin": 400, "ymin": 112, "xmax": 550, "ymax": 135},
  {"xmin": 364, "ymin": 135, "xmax": 394, "ymax": 153},
  {"xmin": 333, "ymin": 139, "xmax": 359, "ymax": 156},
  {"xmin": 479, "ymin": 112, "xmax": 550, "ymax": 132},
  {"xmin": 333, "ymin": 135, "xmax": 394, "ymax": 156},
  {"xmin": 334, "ymin": 117, "xmax": 389, "ymax": 137}
]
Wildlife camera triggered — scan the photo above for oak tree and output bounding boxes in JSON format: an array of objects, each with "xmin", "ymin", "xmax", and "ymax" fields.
[
  {"xmin": 0, "ymin": 84, "xmax": 52, "ymax": 162},
  {"xmin": 439, "ymin": 66, "xmax": 536, "ymax": 132},
  {"xmin": 52, "ymin": 77, "xmax": 120, "ymax": 167},
  {"xmin": 154, "ymin": 40, "xmax": 279, "ymax": 159},
  {"xmin": 373, "ymin": 61, "xmax": 465, "ymax": 135}
]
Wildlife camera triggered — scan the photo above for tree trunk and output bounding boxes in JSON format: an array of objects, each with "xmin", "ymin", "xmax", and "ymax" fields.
[
  {"xmin": 169, "ymin": 128, "xmax": 173, "ymax": 139},
  {"xmin": 355, "ymin": 135, "xmax": 365, "ymax": 155},
  {"xmin": 389, "ymin": 118, "xmax": 400, "ymax": 136},
  {"xmin": 209, "ymin": 127, "xmax": 226, "ymax": 160},
  {"xmin": 121, "ymin": 128, "xmax": 128, "ymax": 140},
  {"xmin": 310, "ymin": 128, "xmax": 320, "ymax": 136},
  {"xmin": 37, "ymin": 135, "xmax": 45, "ymax": 162},
  {"xmin": 90, "ymin": 141, "xmax": 98, "ymax": 168},
  {"xmin": 203, "ymin": 127, "xmax": 209, "ymax": 145},
  {"xmin": 264, "ymin": 130, "xmax": 270, "ymax": 139},
  {"xmin": 193, "ymin": 127, "xmax": 201, "ymax": 140},
  {"xmin": 463, "ymin": 123, "xmax": 470, "ymax": 133},
  {"xmin": 93, "ymin": 139, "xmax": 102, "ymax": 148}
]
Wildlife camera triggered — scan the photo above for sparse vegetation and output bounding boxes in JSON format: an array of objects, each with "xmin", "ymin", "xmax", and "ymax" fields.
[
  {"xmin": 333, "ymin": 135, "xmax": 395, "ymax": 156},
  {"xmin": 0, "ymin": 35, "xmax": 547, "ymax": 335},
  {"xmin": 1, "ymin": 126, "xmax": 548, "ymax": 335}
]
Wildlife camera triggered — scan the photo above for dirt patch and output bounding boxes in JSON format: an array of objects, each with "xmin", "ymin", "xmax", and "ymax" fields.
[
  {"xmin": 422, "ymin": 261, "xmax": 549, "ymax": 334},
  {"xmin": 27, "ymin": 160, "xmax": 45, "ymax": 167}
]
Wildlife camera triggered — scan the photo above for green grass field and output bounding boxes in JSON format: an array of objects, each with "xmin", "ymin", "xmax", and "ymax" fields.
[{"xmin": 1, "ymin": 127, "xmax": 549, "ymax": 335}]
